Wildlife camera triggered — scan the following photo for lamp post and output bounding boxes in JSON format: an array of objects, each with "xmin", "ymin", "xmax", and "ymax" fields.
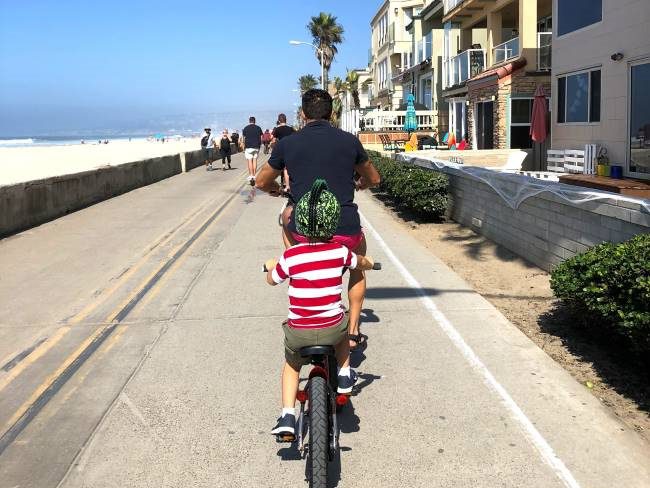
[{"xmin": 289, "ymin": 40, "xmax": 325, "ymax": 89}]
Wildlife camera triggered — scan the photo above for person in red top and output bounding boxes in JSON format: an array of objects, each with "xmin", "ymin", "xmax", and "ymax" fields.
[{"xmin": 265, "ymin": 179, "xmax": 375, "ymax": 438}]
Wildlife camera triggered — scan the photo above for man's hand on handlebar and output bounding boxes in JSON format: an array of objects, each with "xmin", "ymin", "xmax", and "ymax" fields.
[{"xmin": 355, "ymin": 255, "xmax": 381, "ymax": 271}]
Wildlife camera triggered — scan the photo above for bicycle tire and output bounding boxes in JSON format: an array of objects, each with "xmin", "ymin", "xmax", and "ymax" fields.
[{"xmin": 308, "ymin": 375, "xmax": 329, "ymax": 488}]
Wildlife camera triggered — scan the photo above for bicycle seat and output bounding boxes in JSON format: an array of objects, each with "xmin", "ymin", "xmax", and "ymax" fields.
[{"xmin": 299, "ymin": 345, "xmax": 335, "ymax": 358}]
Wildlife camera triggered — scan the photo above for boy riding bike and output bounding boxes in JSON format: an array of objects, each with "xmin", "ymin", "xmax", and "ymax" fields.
[{"xmin": 264, "ymin": 179, "xmax": 377, "ymax": 438}]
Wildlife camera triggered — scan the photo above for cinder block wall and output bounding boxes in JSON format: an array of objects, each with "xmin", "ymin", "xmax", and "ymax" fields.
[{"xmin": 446, "ymin": 171, "xmax": 650, "ymax": 271}]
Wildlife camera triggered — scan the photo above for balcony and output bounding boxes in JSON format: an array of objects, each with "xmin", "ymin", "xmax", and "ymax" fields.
[
  {"xmin": 537, "ymin": 32, "xmax": 551, "ymax": 71},
  {"xmin": 492, "ymin": 37, "xmax": 519, "ymax": 65},
  {"xmin": 443, "ymin": 0, "xmax": 463, "ymax": 14},
  {"xmin": 444, "ymin": 49, "xmax": 486, "ymax": 88}
]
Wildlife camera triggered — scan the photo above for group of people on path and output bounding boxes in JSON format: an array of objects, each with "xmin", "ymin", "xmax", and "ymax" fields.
[{"xmin": 201, "ymin": 114, "xmax": 296, "ymax": 185}]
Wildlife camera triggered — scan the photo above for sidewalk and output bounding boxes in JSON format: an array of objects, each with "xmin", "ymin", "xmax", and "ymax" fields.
[{"xmin": 57, "ymin": 187, "xmax": 650, "ymax": 488}]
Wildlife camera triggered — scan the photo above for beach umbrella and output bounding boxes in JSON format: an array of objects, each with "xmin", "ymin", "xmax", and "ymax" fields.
[
  {"xmin": 154, "ymin": 133, "xmax": 164, "ymax": 140},
  {"xmin": 530, "ymin": 85, "xmax": 548, "ymax": 143},
  {"xmin": 403, "ymin": 93, "xmax": 418, "ymax": 135}
]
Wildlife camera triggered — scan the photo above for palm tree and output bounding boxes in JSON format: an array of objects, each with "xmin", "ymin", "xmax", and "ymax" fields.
[
  {"xmin": 308, "ymin": 12, "xmax": 344, "ymax": 89},
  {"xmin": 345, "ymin": 69, "xmax": 361, "ymax": 109},
  {"xmin": 333, "ymin": 76, "xmax": 345, "ymax": 95},
  {"xmin": 298, "ymin": 74, "xmax": 318, "ymax": 94}
]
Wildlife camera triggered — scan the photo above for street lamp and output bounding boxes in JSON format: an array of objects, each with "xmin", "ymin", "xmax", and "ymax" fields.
[{"xmin": 289, "ymin": 40, "xmax": 325, "ymax": 89}]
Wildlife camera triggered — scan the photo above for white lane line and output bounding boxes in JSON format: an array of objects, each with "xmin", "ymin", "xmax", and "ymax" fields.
[{"xmin": 360, "ymin": 212, "xmax": 581, "ymax": 488}]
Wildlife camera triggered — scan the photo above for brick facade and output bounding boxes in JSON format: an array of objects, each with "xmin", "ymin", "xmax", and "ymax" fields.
[{"xmin": 466, "ymin": 68, "xmax": 551, "ymax": 150}]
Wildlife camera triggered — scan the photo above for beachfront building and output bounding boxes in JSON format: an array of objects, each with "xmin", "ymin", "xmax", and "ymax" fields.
[
  {"xmin": 398, "ymin": 0, "xmax": 448, "ymax": 133},
  {"xmin": 368, "ymin": 0, "xmax": 424, "ymax": 110},
  {"xmin": 441, "ymin": 0, "xmax": 552, "ymax": 154},
  {"xmin": 339, "ymin": 68, "xmax": 372, "ymax": 134},
  {"xmin": 551, "ymin": 0, "xmax": 650, "ymax": 179}
]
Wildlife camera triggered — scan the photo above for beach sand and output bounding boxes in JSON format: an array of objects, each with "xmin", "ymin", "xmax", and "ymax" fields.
[{"xmin": 0, "ymin": 138, "xmax": 202, "ymax": 186}]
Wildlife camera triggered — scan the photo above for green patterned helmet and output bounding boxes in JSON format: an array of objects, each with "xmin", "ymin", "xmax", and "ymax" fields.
[{"xmin": 295, "ymin": 179, "xmax": 341, "ymax": 239}]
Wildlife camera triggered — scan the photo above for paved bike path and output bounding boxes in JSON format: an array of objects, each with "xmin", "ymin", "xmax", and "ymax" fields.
[{"xmin": 57, "ymin": 187, "xmax": 650, "ymax": 487}]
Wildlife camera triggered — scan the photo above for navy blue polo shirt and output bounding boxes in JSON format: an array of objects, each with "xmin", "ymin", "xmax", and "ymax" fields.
[{"xmin": 268, "ymin": 120, "xmax": 369, "ymax": 236}]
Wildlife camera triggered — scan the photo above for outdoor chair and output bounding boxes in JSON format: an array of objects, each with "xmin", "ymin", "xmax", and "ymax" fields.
[{"xmin": 379, "ymin": 133, "xmax": 405, "ymax": 153}]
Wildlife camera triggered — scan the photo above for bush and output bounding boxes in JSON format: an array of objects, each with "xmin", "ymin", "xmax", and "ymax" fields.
[
  {"xmin": 368, "ymin": 151, "xmax": 448, "ymax": 220},
  {"xmin": 550, "ymin": 233, "xmax": 650, "ymax": 354}
]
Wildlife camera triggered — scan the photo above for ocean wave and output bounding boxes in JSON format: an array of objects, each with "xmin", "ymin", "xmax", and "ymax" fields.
[{"xmin": 0, "ymin": 138, "xmax": 34, "ymax": 145}]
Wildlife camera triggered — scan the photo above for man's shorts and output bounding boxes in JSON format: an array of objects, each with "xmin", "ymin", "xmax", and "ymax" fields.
[
  {"xmin": 203, "ymin": 147, "xmax": 214, "ymax": 160},
  {"xmin": 283, "ymin": 315, "xmax": 349, "ymax": 369},
  {"xmin": 291, "ymin": 231, "xmax": 365, "ymax": 251},
  {"xmin": 244, "ymin": 147, "xmax": 259, "ymax": 160}
]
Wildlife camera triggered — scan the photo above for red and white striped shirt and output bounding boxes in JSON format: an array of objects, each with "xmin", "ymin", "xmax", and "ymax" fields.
[{"xmin": 272, "ymin": 242, "xmax": 358, "ymax": 329}]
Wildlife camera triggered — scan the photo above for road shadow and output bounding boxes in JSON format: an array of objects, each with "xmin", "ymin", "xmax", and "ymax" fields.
[
  {"xmin": 371, "ymin": 190, "xmax": 444, "ymax": 224},
  {"xmin": 538, "ymin": 304, "xmax": 650, "ymax": 415}
]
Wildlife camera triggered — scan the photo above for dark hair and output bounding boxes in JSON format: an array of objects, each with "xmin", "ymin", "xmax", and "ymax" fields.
[
  {"xmin": 277, "ymin": 113, "xmax": 287, "ymax": 123},
  {"xmin": 302, "ymin": 89, "xmax": 332, "ymax": 120},
  {"xmin": 249, "ymin": 116, "xmax": 256, "ymax": 123}
]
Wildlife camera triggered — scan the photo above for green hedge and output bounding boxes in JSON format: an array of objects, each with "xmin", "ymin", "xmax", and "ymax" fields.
[
  {"xmin": 550, "ymin": 233, "xmax": 650, "ymax": 355},
  {"xmin": 368, "ymin": 151, "xmax": 449, "ymax": 220}
]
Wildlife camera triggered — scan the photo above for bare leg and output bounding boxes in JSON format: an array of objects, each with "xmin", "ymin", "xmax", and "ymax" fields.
[
  {"xmin": 281, "ymin": 361, "xmax": 300, "ymax": 408},
  {"xmin": 334, "ymin": 337, "xmax": 350, "ymax": 369},
  {"xmin": 247, "ymin": 158, "xmax": 254, "ymax": 177},
  {"xmin": 348, "ymin": 236, "xmax": 367, "ymax": 348},
  {"xmin": 252, "ymin": 157, "xmax": 258, "ymax": 176}
]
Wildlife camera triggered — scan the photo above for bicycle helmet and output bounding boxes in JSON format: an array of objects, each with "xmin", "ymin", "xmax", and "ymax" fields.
[{"xmin": 295, "ymin": 178, "xmax": 341, "ymax": 239}]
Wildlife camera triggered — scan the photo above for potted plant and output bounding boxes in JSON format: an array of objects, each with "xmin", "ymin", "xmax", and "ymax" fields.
[{"xmin": 595, "ymin": 147, "xmax": 610, "ymax": 176}]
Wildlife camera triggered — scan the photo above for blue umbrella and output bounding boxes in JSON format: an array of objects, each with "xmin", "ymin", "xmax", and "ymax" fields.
[{"xmin": 403, "ymin": 93, "xmax": 418, "ymax": 134}]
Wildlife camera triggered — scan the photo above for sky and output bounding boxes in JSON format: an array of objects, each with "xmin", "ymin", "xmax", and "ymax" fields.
[{"xmin": 0, "ymin": 0, "xmax": 379, "ymax": 136}]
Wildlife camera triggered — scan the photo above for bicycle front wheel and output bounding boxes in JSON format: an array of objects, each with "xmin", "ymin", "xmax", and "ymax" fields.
[{"xmin": 308, "ymin": 375, "xmax": 329, "ymax": 488}]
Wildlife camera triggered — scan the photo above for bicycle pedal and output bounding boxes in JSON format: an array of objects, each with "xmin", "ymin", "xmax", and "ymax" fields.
[{"xmin": 275, "ymin": 433, "xmax": 296, "ymax": 443}]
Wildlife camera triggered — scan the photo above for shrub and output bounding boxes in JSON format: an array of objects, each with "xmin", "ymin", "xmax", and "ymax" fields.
[
  {"xmin": 550, "ymin": 233, "xmax": 650, "ymax": 355},
  {"xmin": 367, "ymin": 151, "xmax": 449, "ymax": 220}
]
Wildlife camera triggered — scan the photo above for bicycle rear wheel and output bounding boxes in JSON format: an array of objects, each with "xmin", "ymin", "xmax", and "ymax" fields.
[{"xmin": 308, "ymin": 375, "xmax": 329, "ymax": 488}]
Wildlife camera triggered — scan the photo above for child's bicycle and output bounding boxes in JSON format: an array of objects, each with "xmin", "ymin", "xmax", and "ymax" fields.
[{"xmin": 263, "ymin": 259, "xmax": 381, "ymax": 488}]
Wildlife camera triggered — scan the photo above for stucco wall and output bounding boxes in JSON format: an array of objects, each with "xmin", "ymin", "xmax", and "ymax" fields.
[
  {"xmin": 551, "ymin": 0, "xmax": 650, "ymax": 176},
  {"xmin": 399, "ymin": 154, "xmax": 650, "ymax": 271}
]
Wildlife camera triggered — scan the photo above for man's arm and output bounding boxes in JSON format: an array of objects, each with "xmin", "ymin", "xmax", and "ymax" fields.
[{"xmin": 355, "ymin": 160, "xmax": 381, "ymax": 190}]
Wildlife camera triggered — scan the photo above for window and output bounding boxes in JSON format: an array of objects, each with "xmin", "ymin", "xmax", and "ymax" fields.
[
  {"xmin": 557, "ymin": 69, "xmax": 600, "ymax": 123},
  {"xmin": 557, "ymin": 0, "xmax": 602, "ymax": 36},
  {"xmin": 629, "ymin": 61, "xmax": 650, "ymax": 176},
  {"xmin": 510, "ymin": 98, "xmax": 533, "ymax": 149},
  {"xmin": 420, "ymin": 77, "xmax": 432, "ymax": 109},
  {"xmin": 378, "ymin": 13, "xmax": 389, "ymax": 46},
  {"xmin": 378, "ymin": 59, "xmax": 389, "ymax": 90}
]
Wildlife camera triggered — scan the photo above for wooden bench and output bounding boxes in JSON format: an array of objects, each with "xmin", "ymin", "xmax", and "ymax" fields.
[{"xmin": 558, "ymin": 174, "xmax": 650, "ymax": 198}]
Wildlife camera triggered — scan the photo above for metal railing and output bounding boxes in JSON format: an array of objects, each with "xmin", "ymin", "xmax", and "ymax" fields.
[
  {"xmin": 361, "ymin": 110, "xmax": 437, "ymax": 132},
  {"xmin": 444, "ymin": 49, "xmax": 486, "ymax": 88},
  {"xmin": 493, "ymin": 37, "xmax": 519, "ymax": 65},
  {"xmin": 537, "ymin": 32, "xmax": 552, "ymax": 71}
]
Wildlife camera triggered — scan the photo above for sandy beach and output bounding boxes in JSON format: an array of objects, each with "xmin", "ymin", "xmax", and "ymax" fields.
[{"xmin": 0, "ymin": 138, "xmax": 202, "ymax": 186}]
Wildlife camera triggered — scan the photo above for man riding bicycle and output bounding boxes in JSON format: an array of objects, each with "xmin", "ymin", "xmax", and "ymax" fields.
[{"xmin": 256, "ymin": 88, "xmax": 380, "ymax": 352}]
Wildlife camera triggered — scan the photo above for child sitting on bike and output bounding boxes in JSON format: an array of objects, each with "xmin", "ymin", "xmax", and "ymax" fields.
[{"xmin": 265, "ymin": 178, "xmax": 376, "ymax": 438}]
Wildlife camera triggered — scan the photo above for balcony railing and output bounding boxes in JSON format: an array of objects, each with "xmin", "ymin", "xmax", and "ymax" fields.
[
  {"xmin": 443, "ymin": 0, "xmax": 463, "ymax": 14},
  {"xmin": 493, "ymin": 37, "xmax": 519, "ymax": 65},
  {"xmin": 444, "ymin": 49, "xmax": 486, "ymax": 88},
  {"xmin": 361, "ymin": 110, "xmax": 437, "ymax": 132},
  {"xmin": 537, "ymin": 32, "xmax": 552, "ymax": 71}
]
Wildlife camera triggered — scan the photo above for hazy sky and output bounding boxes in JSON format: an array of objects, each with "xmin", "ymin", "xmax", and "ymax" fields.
[{"xmin": 0, "ymin": 0, "xmax": 379, "ymax": 136}]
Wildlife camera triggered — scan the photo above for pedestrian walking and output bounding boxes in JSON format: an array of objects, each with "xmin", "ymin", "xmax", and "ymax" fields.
[
  {"xmin": 230, "ymin": 130, "xmax": 240, "ymax": 152},
  {"xmin": 242, "ymin": 116, "xmax": 263, "ymax": 186},
  {"xmin": 271, "ymin": 113, "xmax": 295, "ymax": 191},
  {"xmin": 219, "ymin": 129, "xmax": 232, "ymax": 170},
  {"xmin": 262, "ymin": 129, "xmax": 272, "ymax": 154},
  {"xmin": 201, "ymin": 127, "xmax": 215, "ymax": 170}
]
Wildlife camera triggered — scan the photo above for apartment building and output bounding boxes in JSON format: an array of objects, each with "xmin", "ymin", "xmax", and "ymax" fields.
[
  {"xmin": 441, "ymin": 0, "xmax": 552, "ymax": 152},
  {"xmin": 369, "ymin": 0, "xmax": 424, "ymax": 110},
  {"xmin": 551, "ymin": 0, "xmax": 650, "ymax": 179},
  {"xmin": 399, "ymin": 1, "xmax": 448, "ymax": 131}
]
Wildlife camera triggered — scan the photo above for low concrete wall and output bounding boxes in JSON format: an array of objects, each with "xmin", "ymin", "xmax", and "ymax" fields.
[
  {"xmin": 0, "ymin": 152, "xmax": 191, "ymax": 238},
  {"xmin": 399, "ymin": 155, "xmax": 650, "ymax": 271}
]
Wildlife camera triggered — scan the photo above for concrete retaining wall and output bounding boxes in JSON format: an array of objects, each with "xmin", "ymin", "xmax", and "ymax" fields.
[
  {"xmin": 399, "ymin": 156, "xmax": 650, "ymax": 271},
  {"xmin": 0, "ymin": 149, "xmax": 205, "ymax": 238}
]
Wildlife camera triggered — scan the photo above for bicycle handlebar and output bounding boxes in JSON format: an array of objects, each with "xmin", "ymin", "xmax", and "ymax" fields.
[{"xmin": 263, "ymin": 261, "xmax": 382, "ymax": 272}]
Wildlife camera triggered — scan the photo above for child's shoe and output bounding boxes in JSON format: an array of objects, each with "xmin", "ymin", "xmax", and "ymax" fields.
[
  {"xmin": 271, "ymin": 413, "xmax": 296, "ymax": 440},
  {"xmin": 337, "ymin": 369, "xmax": 358, "ymax": 394}
]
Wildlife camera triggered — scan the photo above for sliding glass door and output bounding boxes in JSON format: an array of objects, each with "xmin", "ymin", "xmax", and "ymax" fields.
[{"xmin": 629, "ymin": 61, "xmax": 650, "ymax": 177}]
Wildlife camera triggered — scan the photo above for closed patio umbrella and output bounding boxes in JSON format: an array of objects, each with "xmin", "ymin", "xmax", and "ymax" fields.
[
  {"xmin": 403, "ymin": 93, "xmax": 418, "ymax": 135},
  {"xmin": 530, "ymin": 85, "xmax": 548, "ymax": 143}
]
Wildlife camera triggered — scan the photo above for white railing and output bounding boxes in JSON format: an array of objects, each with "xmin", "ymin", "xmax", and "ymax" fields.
[
  {"xmin": 361, "ymin": 110, "xmax": 437, "ymax": 132},
  {"xmin": 341, "ymin": 109, "xmax": 362, "ymax": 135},
  {"xmin": 444, "ymin": 49, "xmax": 485, "ymax": 88},
  {"xmin": 493, "ymin": 37, "xmax": 519, "ymax": 65},
  {"xmin": 537, "ymin": 32, "xmax": 552, "ymax": 71},
  {"xmin": 444, "ymin": 0, "xmax": 463, "ymax": 14}
]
